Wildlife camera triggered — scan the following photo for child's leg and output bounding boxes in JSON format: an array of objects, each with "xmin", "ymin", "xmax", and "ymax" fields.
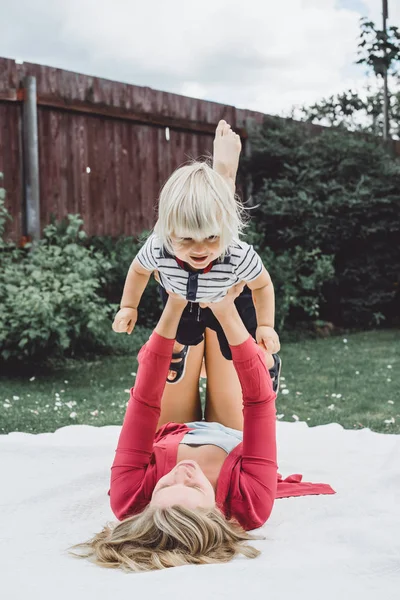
[{"xmin": 213, "ymin": 119, "xmax": 242, "ymax": 194}]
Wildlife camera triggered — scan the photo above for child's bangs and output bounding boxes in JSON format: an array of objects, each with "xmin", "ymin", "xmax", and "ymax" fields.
[{"xmin": 169, "ymin": 200, "xmax": 221, "ymax": 241}]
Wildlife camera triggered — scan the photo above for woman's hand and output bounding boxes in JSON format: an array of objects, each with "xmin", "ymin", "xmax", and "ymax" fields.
[
  {"xmin": 166, "ymin": 290, "xmax": 188, "ymax": 310},
  {"xmin": 199, "ymin": 282, "xmax": 245, "ymax": 316}
]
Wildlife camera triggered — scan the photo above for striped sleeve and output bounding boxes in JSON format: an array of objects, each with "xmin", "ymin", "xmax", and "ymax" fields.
[
  {"xmin": 234, "ymin": 243, "xmax": 263, "ymax": 283},
  {"xmin": 136, "ymin": 234, "xmax": 159, "ymax": 272}
]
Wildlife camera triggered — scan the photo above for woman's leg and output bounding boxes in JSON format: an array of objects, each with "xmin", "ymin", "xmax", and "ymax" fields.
[
  {"xmin": 203, "ymin": 328, "xmax": 244, "ymax": 430},
  {"xmin": 157, "ymin": 337, "xmax": 204, "ymax": 429}
]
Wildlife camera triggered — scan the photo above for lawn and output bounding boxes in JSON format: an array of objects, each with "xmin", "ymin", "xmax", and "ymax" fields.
[{"xmin": 0, "ymin": 328, "xmax": 398, "ymax": 435}]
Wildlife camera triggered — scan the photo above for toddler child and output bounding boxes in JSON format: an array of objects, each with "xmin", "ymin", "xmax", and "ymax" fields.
[{"xmin": 113, "ymin": 120, "xmax": 281, "ymax": 386}]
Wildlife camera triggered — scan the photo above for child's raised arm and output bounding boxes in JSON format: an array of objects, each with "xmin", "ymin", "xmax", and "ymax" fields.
[
  {"xmin": 112, "ymin": 258, "xmax": 152, "ymax": 334},
  {"xmin": 246, "ymin": 266, "xmax": 280, "ymax": 355}
]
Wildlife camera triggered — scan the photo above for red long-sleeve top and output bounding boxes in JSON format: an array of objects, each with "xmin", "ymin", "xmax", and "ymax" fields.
[{"xmin": 110, "ymin": 332, "xmax": 335, "ymax": 531}]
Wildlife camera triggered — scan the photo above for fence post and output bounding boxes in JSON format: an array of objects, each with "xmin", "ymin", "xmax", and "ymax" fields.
[{"xmin": 22, "ymin": 76, "xmax": 40, "ymax": 241}]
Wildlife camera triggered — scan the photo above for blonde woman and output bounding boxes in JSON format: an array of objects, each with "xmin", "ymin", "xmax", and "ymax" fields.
[
  {"xmin": 71, "ymin": 287, "xmax": 334, "ymax": 572},
  {"xmin": 112, "ymin": 120, "xmax": 281, "ymax": 384}
]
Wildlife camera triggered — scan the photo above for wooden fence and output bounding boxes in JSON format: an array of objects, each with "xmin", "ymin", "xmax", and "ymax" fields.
[{"xmin": 0, "ymin": 58, "xmax": 265, "ymax": 242}]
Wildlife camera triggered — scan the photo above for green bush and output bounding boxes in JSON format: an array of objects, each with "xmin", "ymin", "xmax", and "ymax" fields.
[
  {"xmin": 0, "ymin": 207, "xmax": 113, "ymax": 362},
  {"xmin": 244, "ymin": 117, "xmax": 400, "ymax": 327}
]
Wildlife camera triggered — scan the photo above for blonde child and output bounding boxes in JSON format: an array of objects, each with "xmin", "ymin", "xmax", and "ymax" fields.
[{"xmin": 113, "ymin": 120, "xmax": 281, "ymax": 385}]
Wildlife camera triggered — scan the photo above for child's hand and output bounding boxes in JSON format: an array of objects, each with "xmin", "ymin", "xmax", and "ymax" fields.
[
  {"xmin": 256, "ymin": 326, "xmax": 280, "ymax": 354},
  {"xmin": 112, "ymin": 307, "xmax": 138, "ymax": 335}
]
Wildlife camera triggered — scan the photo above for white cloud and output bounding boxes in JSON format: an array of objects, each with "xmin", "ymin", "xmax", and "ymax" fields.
[{"xmin": 0, "ymin": 0, "xmax": 388, "ymax": 115}]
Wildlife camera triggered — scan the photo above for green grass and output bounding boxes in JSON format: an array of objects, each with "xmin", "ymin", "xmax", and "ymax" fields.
[{"xmin": 0, "ymin": 329, "xmax": 399, "ymax": 435}]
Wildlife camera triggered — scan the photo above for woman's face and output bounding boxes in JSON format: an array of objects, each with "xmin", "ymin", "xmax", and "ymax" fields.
[{"xmin": 150, "ymin": 460, "xmax": 216, "ymax": 510}]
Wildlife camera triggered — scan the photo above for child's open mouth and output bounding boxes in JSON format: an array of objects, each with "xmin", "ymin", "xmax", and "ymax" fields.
[{"xmin": 190, "ymin": 256, "xmax": 208, "ymax": 263}]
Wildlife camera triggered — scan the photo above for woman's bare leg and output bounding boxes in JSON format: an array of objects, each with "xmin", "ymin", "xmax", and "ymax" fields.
[
  {"xmin": 157, "ymin": 339, "xmax": 204, "ymax": 429},
  {"xmin": 203, "ymin": 329, "xmax": 244, "ymax": 430}
]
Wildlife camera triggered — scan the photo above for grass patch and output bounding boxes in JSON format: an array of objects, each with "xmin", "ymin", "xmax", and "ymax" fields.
[{"xmin": 0, "ymin": 329, "xmax": 398, "ymax": 435}]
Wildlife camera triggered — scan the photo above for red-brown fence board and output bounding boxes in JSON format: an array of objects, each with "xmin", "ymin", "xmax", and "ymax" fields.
[{"xmin": 0, "ymin": 101, "xmax": 23, "ymax": 240}]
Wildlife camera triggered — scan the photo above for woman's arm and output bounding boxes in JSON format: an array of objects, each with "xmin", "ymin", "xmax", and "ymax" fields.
[
  {"xmin": 207, "ymin": 292, "xmax": 278, "ymax": 524},
  {"xmin": 110, "ymin": 295, "xmax": 187, "ymax": 518}
]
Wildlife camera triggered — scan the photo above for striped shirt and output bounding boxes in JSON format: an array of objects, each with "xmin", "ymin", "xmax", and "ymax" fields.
[{"xmin": 136, "ymin": 233, "xmax": 264, "ymax": 302}]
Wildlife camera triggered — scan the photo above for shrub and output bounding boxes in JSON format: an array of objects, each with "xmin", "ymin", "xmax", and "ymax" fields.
[
  {"xmin": 0, "ymin": 208, "xmax": 113, "ymax": 363},
  {"xmin": 244, "ymin": 117, "xmax": 400, "ymax": 327},
  {"xmin": 246, "ymin": 227, "xmax": 334, "ymax": 331}
]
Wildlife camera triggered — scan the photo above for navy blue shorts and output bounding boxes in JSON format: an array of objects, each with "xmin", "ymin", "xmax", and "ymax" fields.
[{"xmin": 158, "ymin": 285, "xmax": 257, "ymax": 360}]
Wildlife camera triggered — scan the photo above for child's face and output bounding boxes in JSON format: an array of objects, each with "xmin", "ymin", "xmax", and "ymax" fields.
[{"xmin": 170, "ymin": 235, "xmax": 222, "ymax": 269}]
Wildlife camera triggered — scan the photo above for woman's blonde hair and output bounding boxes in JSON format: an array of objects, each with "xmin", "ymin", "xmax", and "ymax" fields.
[
  {"xmin": 69, "ymin": 505, "xmax": 263, "ymax": 573},
  {"xmin": 154, "ymin": 161, "xmax": 248, "ymax": 255}
]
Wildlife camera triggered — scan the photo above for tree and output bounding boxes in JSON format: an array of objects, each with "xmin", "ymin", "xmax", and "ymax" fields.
[
  {"xmin": 299, "ymin": 17, "xmax": 400, "ymax": 139},
  {"xmin": 356, "ymin": 17, "xmax": 400, "ymax": 78}
]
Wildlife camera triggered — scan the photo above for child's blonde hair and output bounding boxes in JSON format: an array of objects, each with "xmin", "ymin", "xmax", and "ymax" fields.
[{"xmin": 154, "ymin": 161, "xmax": 247, "ymax": 255}]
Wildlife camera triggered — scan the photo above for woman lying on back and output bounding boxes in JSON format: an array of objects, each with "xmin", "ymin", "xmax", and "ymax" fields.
[{"xmin": 71, "ymin": 285, "xmax": 334, "ymax": 572}]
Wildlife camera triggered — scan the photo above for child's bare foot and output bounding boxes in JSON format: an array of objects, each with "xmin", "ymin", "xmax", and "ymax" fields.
[
  {"xmin": 213, "ymin": 120, "xmax": 242, "ymax": 188},
  {"xmin": 167, "ymin": 341, "xmax": 189, "ymax": 383}
]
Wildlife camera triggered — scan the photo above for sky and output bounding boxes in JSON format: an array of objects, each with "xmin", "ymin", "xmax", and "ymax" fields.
[{"xmin": 0, "ymin": 0, "xmax": 399, "ymax": 116}]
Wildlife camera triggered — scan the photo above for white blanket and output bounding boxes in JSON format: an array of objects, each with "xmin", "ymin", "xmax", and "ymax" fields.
[{"xmin": 1, "ymin": 422, "xmax": 399, "ymax": 600}]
